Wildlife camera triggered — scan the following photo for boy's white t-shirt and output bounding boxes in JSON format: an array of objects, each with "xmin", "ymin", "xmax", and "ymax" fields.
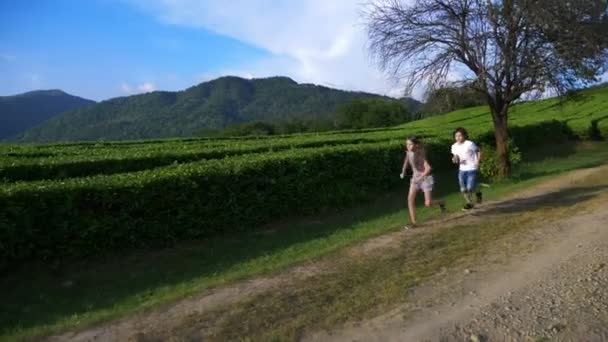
[{"xmin": 451, "ymin": 140, "xmax": 479, "ymax": 171}]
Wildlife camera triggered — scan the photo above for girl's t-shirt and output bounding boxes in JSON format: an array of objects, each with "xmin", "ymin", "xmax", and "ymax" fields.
[
  {"xmin": 451, "ymin": 140, "xmax": 479, "ymax": 171},
  {"xmin": 407, "ymin": 150, "xmax": 426, "ymax": 177}
]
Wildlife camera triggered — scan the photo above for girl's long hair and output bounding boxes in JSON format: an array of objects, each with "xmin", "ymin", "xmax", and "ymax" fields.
[
  {"xmin": 407, "ymin": 134, "xmax": 421, "ymax": 146},
  {"xmin": 406, "ymin": 135, "xmax": 426, "ymax": 165}
]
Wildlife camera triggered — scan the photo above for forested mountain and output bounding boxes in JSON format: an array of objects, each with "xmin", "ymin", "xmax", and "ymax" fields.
[
  {"xmin": 15, "ymin": 77, "xmax": 421, "ymax": 142},
  {"xmin": 0, "ymin": 90, "xmax": 95, "ymax": 139}
]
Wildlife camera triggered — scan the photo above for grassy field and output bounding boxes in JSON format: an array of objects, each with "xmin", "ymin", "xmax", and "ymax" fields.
[
  {"xmin": 1, "ymin": 86, "xmax": 607, "ymax": 264},
  {"xmin": 2, "ymin": 141, "xmax": 607, "ymax": 341},
  {"xmin": 2, "ymin": 84, "xmax": 608, "ymax": 159},
  {"xmin": 1, "ymin": 85, "xmax": 608, "ymax": 340},
  {"xmin": 182, "ymin": 164, "xmax": 608, "ymax": 341}
]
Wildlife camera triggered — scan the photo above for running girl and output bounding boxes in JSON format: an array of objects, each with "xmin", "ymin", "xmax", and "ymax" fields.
[{"xmin": 400, "ymin": 135, "xmax": 446, "ymax": 229}]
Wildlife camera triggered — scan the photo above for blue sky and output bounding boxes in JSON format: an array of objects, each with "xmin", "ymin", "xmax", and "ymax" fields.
[
  {"xmin": 3, "ymin": 1, "xmax": 607, "ymax": 102},
  {"xmin": 0, "ymin": 0, "xmax": 277, "ymax": 100},
  {"xmin": 1, "ymin": 0, "xmax": 400, "ymax": 101}
]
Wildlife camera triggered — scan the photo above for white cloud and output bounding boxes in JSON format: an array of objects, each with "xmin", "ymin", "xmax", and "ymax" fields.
[
  {"xmin": 128, "ymin": 0, "xmax": 413, "ymax": 98},
  {"xmin": 138, "ymin": 82, "xmax": 156, "ymax": 92},
  {"xmin": 121, "ymin": 82, "xmax": 157, "ymax": 94}
]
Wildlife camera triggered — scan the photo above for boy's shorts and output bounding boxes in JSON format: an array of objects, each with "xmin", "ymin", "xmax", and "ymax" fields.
[
  {"xmin": 458, "ymin": 170, "xmax": 478, "ymax": 192},
  {"xmin": 410, "ymin": 175, "xmax": 434, "ymax": 192}
]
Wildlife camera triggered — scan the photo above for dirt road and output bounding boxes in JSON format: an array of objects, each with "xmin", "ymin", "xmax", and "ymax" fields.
[
  {"xmin": 50, "ymin": 166, "xmax": 608, "ymax": 342},
  {"xmin": 309, "ymin": 198, "xmax": 608, "ymax": 341}
]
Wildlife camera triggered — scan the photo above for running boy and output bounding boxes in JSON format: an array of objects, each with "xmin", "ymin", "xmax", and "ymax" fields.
[
  {"xmin": 400, "ymin": 135, "xmax": 446, "ymax": 229},
  {"xmin": 451, "ymin": 127, "xmax": 482, "ymax": 210}
]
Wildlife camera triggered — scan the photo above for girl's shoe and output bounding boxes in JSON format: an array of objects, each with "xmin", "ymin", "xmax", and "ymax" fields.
[
  {"xmin": 462, "ymin": 203, "xmax": 474, "ymax": 211},
  {"xmin": 438, "ymin": 201, "xmax": 447, "ymax": 213}
]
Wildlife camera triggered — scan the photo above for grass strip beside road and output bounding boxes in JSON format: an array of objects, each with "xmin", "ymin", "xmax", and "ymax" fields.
[{"xmin": 1, "ymin": 141, "xmax": 607, "ymax": 341}]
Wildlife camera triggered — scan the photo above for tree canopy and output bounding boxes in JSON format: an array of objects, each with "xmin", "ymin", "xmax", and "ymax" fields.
[{"xmin": 366, "ymin": 0, "xmax": 608, "ymax": 176}]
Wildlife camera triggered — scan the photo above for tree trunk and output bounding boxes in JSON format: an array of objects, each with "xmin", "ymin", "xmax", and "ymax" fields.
[{"xmin": 492, "ymin": 106, "xmax": 511, "ymax": 178}]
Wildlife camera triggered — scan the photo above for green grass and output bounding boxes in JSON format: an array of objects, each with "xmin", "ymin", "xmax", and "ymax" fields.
[
  {"xmin": 398, "ymin": 84, "xmax": 608, "ymax": 139},
  {"xmin": 2, "ymin": 85, "xmax": 608, "ymax": 167},
  {"xmin": 160, "ymin": 154, "xmax": 608, "ymax": 341},
  {"xmin": 2, "ymin": 141, "xmax": 607, "ymax": 341},
  {"xmin": 187, "ymin": 215, "xmax": 558, "ymax": 341},
  {"xmin": 119, "ymin": 164, "xmax": 608, "ymax": 341}
]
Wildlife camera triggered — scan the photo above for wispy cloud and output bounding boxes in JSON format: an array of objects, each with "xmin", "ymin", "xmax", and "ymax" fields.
[
  {"xmin": 138, "ymin": 82, "xmax": 156, "ymax": 93},
  {"xmin": 121, "ymin": 82, "xmax": 157, "ymax": 94},
  {"xmin": 121, "ymin": 83, "xmax": 133, "ymax": 94},
  {"xmin": 25, "ymin": 72, "xmax": 42, "ymax": 88},
  {"xmin": 127, "ymin": 0, "xmax": 413, "ymax": 98}
]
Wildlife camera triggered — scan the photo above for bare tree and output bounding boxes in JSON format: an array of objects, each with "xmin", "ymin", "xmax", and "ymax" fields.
[{"xmin": 366, "ymin": 0, "xmax": 608, "ymax": 176}]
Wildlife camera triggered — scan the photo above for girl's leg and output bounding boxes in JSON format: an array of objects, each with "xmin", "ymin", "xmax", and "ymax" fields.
[
  {"xmin": 424, "ymin": 189, "xmax": 433, "ymax": 207},
  {"xmin": 408, "ymin": 185, "xmax": 417, "ymax": 225},
  {"xmin": 424, "ymin": 190, "xmax": 446, "ymax": 211}
]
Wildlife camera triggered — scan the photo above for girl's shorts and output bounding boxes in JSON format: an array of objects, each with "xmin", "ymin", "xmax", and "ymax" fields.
[{"xmin": 410, "ymin": 175, "xmax": 434, "ymax": 192}]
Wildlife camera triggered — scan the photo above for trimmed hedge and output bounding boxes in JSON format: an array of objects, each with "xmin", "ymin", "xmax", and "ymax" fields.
[
  {"xmin": 0, "ymin": 140, "xmax": 416, "ymax": 265},
  {"xmin": 0, "ymin": 136, "xmax": 403, "ymax": 182},
  {"xmin": 0, "ymin": 120, "xmax": 582, "ymax": 266},
  {"xmin": 477, "ymin": 120, "xmax": 578, "ymax": 150},
  {"xmin": 589, "ymin": 119, "xmax": 604, "ymax": 141}
]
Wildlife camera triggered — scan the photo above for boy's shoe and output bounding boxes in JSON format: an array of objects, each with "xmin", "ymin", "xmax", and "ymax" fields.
[
  {"xmin": 476, "ymin": 192, "xmax": 483, "ymax": 204},
  {"xmin": 462, "ymin": 203, "xmax": 474, "ymax": 211}
]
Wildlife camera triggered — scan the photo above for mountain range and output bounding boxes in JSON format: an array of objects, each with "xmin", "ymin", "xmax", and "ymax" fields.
[
  {"xmin": 0, "ymin": 90, "xmax": 95, "ymax": 140},
  {"xmin": 5, "ymin": 76, "xmax": 421, "ymax": 142}
]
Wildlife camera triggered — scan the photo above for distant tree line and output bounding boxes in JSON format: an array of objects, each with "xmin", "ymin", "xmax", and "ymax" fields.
[
  {"xmin": 209, "ymin": 85, "xmax": 487, "ymax": 137},
  {"xmin": 420, "ymin": 84, "xmax": 486, "ymax": 117}
]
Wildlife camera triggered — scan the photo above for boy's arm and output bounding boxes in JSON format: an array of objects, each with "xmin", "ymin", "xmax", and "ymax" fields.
[
  {"xmin": 474, "ymin": 142, "xmax": 481, "ymax": 167},
  {"xmin": 451, "ymin": 144, "xmax": 459, "ymax": 164}
]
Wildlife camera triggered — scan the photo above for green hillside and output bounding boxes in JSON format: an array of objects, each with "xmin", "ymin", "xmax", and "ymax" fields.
[
  {"xmin": 0, "ymin": 90, "xmax": 95, "ymax": 139},
  {"xmin": 2, "ymin": 84, "xmax": 608, "ymax": 341},
  {"xmin": 2, "ymin": 84, "xmax": 607, "ymax": 267},
  {"xmin": 13, "ymin": 76, "xmax": 420, "ymax": 142},
  {"xmin": 399, "ymin": 84, "xmax": 608, "ymax": 136}
]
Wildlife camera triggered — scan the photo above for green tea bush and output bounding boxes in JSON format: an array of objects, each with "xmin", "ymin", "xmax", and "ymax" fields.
[
  {"xmin": 474, "ymin": 120, "xmax": 576, "ymax": 181},
  {"xmin": 0, "ymin": 136, "xmax": 395, "ymax": 182},
  {"xmin": 0, "ymin": 120, "xmax": 588, "ymax": 266},
  {"xmin": 588, "ymin": 119, "xmax": 604, "ymax": 141},
  {"xmin": 479, "ymin": 140, "xmax": 522, "ymax": 181},
  {"xmin": 0, "ymin": 141, "xmax": 416, "ymax": 264},
  {"xmin": 476, "ymin": 120, "xmax": 577, "ymax": 150}
]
